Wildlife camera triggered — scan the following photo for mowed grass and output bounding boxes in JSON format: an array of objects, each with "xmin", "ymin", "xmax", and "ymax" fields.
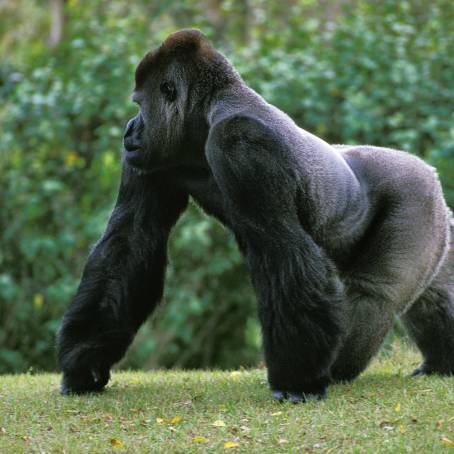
[{"xmin": 1, "ymin": 343, "xmax": 453, "ymax": 453}]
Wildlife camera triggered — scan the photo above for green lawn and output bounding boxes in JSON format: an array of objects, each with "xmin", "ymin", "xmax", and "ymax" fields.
[{"xmin": 1, "ymin": 343, "xmax": 453, "ymax": 453}]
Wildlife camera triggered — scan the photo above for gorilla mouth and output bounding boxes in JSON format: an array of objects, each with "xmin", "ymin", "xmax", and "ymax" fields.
[
  {"xmin": 123, "ymin": 149, "xmax": 170, "ymax": 174},
  {"xmin": 124, "ymin": 148, "xmax": 142, "ymax": 159},
  {"xmin": 123, "ymin": 148, "xmax": 148, "ymax": 169}
]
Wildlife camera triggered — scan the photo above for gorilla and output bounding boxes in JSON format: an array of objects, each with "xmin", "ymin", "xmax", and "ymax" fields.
[{"xmin": 57, "ymin": 29, "xmax": 454, "ymax": 402}]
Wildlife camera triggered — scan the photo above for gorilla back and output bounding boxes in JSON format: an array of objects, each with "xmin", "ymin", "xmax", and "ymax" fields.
[{"xmin": 57, "ymin": 29, "xmax": 454, "ymax": 401}]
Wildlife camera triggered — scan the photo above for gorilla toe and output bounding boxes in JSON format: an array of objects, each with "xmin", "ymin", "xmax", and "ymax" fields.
[
  {"xmin": 272, "ymin": 389, "xmax": 326, "ymax": 403},
  {"xmin": 411, "ymin": 362, "xmax": 454, "ymax": 377},
  {"xmin": 411, "ymin": 363, "xmax": 429, "ymax": 377}
]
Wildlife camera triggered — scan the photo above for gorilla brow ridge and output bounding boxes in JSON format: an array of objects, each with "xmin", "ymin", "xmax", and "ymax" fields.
[
  {"xmin": 135, "ymin": 30, "xmax": 205, "ymax": 90},
  {"xmin": 134, "ymin": 29, "xmax": 238, "ymax": 92},
  {"xmin": 134, "ymin": 51, "xmax": 157, "ymax": 91}
]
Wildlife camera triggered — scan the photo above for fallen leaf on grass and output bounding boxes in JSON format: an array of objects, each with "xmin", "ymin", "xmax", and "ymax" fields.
[
  {"xmin": 379, "ymin": 419, "xmax": 400, "ymax": 428},
  {"xmin": 224, "ymin": 441, "xmax": 239, "ymax": 449},
  {"xmin": 441, "ymin": 437, "xmax": 454, "ymax": 447},
  {"xmin": 211, "ymin": 419, "xmax": 225, "ymax": 427},
  {"xmin": 395, "ymin": 403, "xmax": 401, "ymax": 412},
  {"xmin": 212, "ymin": 420, "xmax": 226, "ymax": 427},
  {"xmin": 271, "ymin": 411, "xmax": 282, "ymax": 416},
  {"xmin": 156, "ymin": 418, "xmax": 165, "ymax": 425},
  {"xmin": 110, "ymin": 438, "xmax": 123, "ymax": 448},
  {"xmin": 192, "ymin": 436, "xmax": 208, "ymax": 443},
  {"xmin": 170, "ymin": 416, "xmax": 182, "ymax": 425},
  {"xmin": 0, "ymin": 427, "xmax": 5, "ymax": 435}
]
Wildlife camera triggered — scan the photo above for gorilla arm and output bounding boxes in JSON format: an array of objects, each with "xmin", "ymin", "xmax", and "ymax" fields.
[
  {"xmin": 57, "ymin": 165, "xmax": 188, "ymax": 394},
  {"xmin": 206, "ymin": 116, "xmax": 346, "ymax": 401}
]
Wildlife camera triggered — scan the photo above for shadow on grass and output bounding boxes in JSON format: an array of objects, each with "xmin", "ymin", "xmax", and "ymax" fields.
[
  {"xmin": 43, "ymin": 368, "xmax": 449, "ymax": 408},
  {"xmin": 102, "ymin": 370, "xmax": 442, "ymax": 406},
  {"xmin": 329, "ymin": 371, "xmax": 446, "ymax": 403}
]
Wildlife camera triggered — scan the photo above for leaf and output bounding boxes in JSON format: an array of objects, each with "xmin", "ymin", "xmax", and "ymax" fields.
[
  {"xmin": 230, "ymin": 371, "xmax": 241, "ymax": 380},
  {"xmin": 192, "ymin": 435, "xmax": 208, "ymax": 443},
  {"xmin": 156, "ymin": 417, "xmax": 165, "ymax": 425},
  {"xmin": 170, "ymin": 416, "xmax": 182, "ymax": 425},
  {"xmin": 65, "ymin": 151, "xmax": 79, "ymax": 167},
  {"xmin": 271, "ymin": 411, "xmax": 282, "ymax": 416},
  {"xmin": 441, "ymin": 437, "xmax": 454, "ymax": 447},
  {"xmin": 395, "ymin": 403, "xmax": 401, "ymax": 412},
  {"xmin": 33, "ymin": 294, "xmax": 44, "ymax": 309},
  {"xmin": 379, "ymin": 419, "xmax": 400, "ymax": 428},
  {"xmin": 130, "ymin": 377, "xmax": 142, "ymax": 383},
  {"xmin": 110, "ymin": 438, "xmax": 123, "ymax": 448},
  {"xmin": 212, "ymin": 420, "xmax": 226, "ymax": 427},
  {"xmin": 224, "ymin": 441, "xmax": 239, "ymax": 449}
]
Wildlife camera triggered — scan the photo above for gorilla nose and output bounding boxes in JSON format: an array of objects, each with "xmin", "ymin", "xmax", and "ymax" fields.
[
  {"xmin": 123, "ymin": 116, "xmax": 142, "ymax": 152},
  {"xmin": 124, "ymin": 117, "xmax": 135, "ymax": 138}
]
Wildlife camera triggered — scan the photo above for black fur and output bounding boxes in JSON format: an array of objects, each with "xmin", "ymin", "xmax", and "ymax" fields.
[{"xmin": 57, "ymin": 30, "xmax": 454, "ymax": 400}]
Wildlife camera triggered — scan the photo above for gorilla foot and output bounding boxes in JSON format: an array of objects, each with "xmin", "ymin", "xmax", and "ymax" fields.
[
  {"xmin": 411, "ymin": 362, "xmax": 454, "ymax": 377},
  {"xmin": 411, "ymin": 363, "xmax": 429, "ymax": 377},
  {"xmin": 61, "ymin": 366, "xmax": 110, "ymax": 395},
  {"xmin": 272, "ymin": 389, "xmax": 327, "ymax": 403}
]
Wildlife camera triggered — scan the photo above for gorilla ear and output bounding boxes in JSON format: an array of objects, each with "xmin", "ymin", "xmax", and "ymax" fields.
[{"xmin": 161, "ymin": 29, "xmax": 208, "ymax": 56}]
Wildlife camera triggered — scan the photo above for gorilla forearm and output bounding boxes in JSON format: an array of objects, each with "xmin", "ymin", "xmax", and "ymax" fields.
[
  {"xmin": 247, "ymin": 227, "xmax": 344, "ymax": 399},
  {"xmin": 57, "ymin": 169, "xmax": 188, "ymax": 394},
  {"xmin": 206, "ymin": 116, "xmax": 345, "ymax": 399}
]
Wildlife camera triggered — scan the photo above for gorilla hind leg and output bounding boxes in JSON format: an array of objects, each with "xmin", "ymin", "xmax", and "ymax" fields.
[
  {"xmin": 402, "ymin": 252, "xmax": 454, "ymax": 376},
  {"xmin": 330, "ymin": 291, "xmax": 395, "ymax": 383}
]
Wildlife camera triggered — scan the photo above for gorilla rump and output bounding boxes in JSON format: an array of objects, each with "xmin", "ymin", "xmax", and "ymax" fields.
[{"xmin": 57, "ymin": 29, "xmax": 454, "ymax": 402}]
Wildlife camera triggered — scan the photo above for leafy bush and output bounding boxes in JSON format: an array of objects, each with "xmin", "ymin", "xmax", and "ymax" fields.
[{"xmin": 0, "ymin": 0, "xmax": 452, "ymax": 372}]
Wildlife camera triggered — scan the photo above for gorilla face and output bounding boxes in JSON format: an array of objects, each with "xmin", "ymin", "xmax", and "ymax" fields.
[
  {"xmin": 123, "ymin": 31, "xmax": 226, "ymax": 173},
  {"xmin": 122, "ymin": 30, "xmax": 239, "ymax": 173},
  {"xmin": 123, "ymin": 52, "xmax": 187, "ymax": 171}
]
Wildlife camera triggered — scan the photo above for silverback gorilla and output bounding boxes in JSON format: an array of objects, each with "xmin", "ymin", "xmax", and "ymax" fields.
[{"xmin": 57, "ymin": 29, "xmax": 454, "ymax": 402}]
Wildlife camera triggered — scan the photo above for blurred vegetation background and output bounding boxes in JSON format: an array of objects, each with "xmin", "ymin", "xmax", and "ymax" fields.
[{"xmin": 0, "ymin": 0, "xmax": 453, "ymax": 374}]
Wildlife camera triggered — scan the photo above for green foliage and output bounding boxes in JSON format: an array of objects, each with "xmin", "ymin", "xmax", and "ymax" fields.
[{"xmin": 0, "ymin": 0, "xmax": 453, "ymax": 373}]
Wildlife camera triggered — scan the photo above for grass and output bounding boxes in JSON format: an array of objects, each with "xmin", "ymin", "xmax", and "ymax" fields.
[{"xmin": 1, "ymin": 342, "xmax": 453, "ymax": 453}]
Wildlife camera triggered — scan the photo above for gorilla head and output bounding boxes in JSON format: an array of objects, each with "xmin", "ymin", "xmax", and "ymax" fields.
[
  {"xmin": 58, "ymin": 29, "xmax": 453, "ymax": 401},
  {"xmin": 123, "ymin": 29, "xmax": 238, "ymax": 171}
]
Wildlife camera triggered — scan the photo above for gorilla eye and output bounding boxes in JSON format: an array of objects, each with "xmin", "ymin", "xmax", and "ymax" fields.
[{"xmin": 160, "ymin": 81, "xmax": 177, "ymax": 102}]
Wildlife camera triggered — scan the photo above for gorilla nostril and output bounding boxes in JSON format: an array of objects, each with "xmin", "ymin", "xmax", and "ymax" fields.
[
  {"xmin": 124, "ymin": 138, "xmax": 141, "ymax": 153},
  {"xmin": 124, "ymin": 118, "xmax": 135, "ymax": 139}
]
